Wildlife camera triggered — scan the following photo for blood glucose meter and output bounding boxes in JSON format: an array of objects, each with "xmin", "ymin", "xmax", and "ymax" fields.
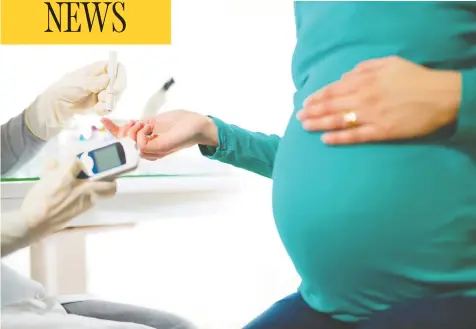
[{"xmin": 76, "ymin": 137, "xmax": 140, "ymax": 180}]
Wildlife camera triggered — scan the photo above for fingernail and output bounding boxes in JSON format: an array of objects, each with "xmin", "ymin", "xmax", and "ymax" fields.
[
  {"xmin": 321, "ymin": 134, "xmax": 331, "ymax": 143},
  {"xmin": 296, "ymin": 110, "xmax": 304, "ymax": 119}
]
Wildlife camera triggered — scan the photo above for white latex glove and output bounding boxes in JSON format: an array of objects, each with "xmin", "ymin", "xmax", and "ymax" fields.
[
  {"xmin": 25, "ymin": 61, "xmax": 127, "ymax": 141},
  {"xmin": 1, "ymin": 155, "xmax": 117, "ymax": 257}
]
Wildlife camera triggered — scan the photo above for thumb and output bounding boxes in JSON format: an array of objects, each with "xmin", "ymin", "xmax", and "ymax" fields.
[
  {"xmin": 137, "ymin": 124, "xmax": 190, "ymax": 156},
  {"xmin": 68, "ymin": 156, "xmax": 86, "ymax": 177},
  {"xmin": 60, "ymin": 155, "xmax": 85, "ymax": 178},
  {"xmin": 40, "ymin": 155, "xmax": 84, "ymax": 183}
]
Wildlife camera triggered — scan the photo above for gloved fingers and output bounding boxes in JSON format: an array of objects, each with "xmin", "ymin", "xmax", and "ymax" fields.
[
  {"xmin": 98, "ymin": 90, "xmax": 107, "ymax": 102},
  {"xmin": 35, "ymin": 157, "xmax": 85, "ymax": 211},
  {"xmin": 43, "ymin": 154, "xmax": 86, "ymax": 182},
  {"xmin": 91, "ymin": 180, "xmax": 117, "ymax": 198},
  {"xmin": 82, "ymin": 74, "xmax": 110, "ymax": 94},
  {"xmin": 81, "ymin": 61, "xmax": 108, "ymax": 76},
  {"xmin": 89, "ymin": 63, "xmax": 126, "ymax": 114},
  {"xmin": 52, "ymin": 62, "xmax": 109, "ymax": 101},
  {"xmin": 76, "ymin": 180, "xmax": 117, "ymax": 201},
  {"xmin": 40, "ymin": 154, "xmax": 72, "ymax": 176},
  {"xmin": 91, "ymin": 101, "xmax": 108, "ymax": 116},
  {"xmin": 94, "ymin": 63, "xmax": 126, "ymax": 98},
  {"xmin": 65, "ymin": 157, "xmax": 87, "ymax": 184},
  {"xmin": 72, "ymin": 74, "xmax": 109, "ymax": 116}
]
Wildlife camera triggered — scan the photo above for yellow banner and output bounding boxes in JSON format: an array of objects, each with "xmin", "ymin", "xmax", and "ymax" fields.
[{"xmin": 1, "ymin": 0, "xmax": 171, "ymax": 44}]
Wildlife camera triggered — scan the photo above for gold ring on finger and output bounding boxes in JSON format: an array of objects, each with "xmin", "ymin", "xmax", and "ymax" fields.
[{"xmin": 343, "ymin": 111, "xmax": 359, "ymax": 127}]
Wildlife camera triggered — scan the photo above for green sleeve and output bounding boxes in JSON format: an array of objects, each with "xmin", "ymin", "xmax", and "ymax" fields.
[
  {"xmin": 198, "ymin": 117, "xmax": 281, "ymax": 179},
  {"xmin": 451, "ymin": 69, "xmax": 476, "ymax": 143}
]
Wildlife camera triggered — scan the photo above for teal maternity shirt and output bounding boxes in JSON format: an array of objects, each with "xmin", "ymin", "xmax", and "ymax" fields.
[{"xmin": 200, "ymin": 1, "xmax": 476, "ymax": 322}]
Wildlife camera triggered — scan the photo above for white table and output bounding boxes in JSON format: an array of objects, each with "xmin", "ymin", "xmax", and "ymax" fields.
[{"xmin": 1, "ymin": 175, "xmax": 245, "ymax": 296}]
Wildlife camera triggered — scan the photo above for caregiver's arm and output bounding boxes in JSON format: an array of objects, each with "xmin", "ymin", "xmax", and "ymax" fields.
[
  {"xmin": 1, "ymin": 157, "xmax": 117, "ymax": 257},
  {"xmin": 2, "ymin": 61, "xmax": 127, "ymax": 176},
  {"xmin": 1, "ymin": 109, "xmax": 47, "ymax": 176},
  {"xmin": 453, "ymin": 69, "xmax": 476, "ymax": 142},
  {"xmin": 1, "ymin": 213, "xmax": 34, "ymax": 257},
  {"xmin": 1, "ymin": 109, "xmax": 46, "ymax": 254},
  {"xmin": 198, "ymin": 117, "xmax": 281, "ymax": 178}
]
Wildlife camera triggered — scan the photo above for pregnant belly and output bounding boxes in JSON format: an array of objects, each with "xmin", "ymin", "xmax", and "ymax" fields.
[{"xmin": 272, "ymin": 117, "xmax": 476, "ymax": 314}]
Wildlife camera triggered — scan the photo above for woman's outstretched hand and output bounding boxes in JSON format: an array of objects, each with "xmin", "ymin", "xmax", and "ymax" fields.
[
  {"xmin": 101, "ymin": 110, "xmax": 218, "ymax": 161},
  {"xmin": 297, "ymin": 56, "xmax": 462, "ymax": 145}
]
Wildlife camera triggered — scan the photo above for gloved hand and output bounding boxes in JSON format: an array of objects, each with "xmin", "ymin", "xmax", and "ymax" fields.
[
  {"xmin": 25, "ymin": 61, "xmax": 127, "ymax": 141},
  {"xmin": 25, "ymin": 154, "xmax": 117, "ymax": 235},
  {"xmin": 1, "ymin": 155, "xmax": 117, "ymax": 257}
]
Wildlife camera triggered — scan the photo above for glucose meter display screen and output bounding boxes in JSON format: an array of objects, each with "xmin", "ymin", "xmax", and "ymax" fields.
[{"xmin": 93, "ymin": 145, "xmax": 123, "ymax": 173}]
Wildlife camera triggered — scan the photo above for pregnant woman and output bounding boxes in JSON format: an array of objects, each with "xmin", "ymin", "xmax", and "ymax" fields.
[{"xmin": 104, "ymin": 2, "xmax": 476, "ymax": 328}]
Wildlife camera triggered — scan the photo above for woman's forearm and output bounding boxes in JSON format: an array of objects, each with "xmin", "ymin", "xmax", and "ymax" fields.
[
  {"xmin": 199, "ymin": 117, "xmax": 281, "ymax": 178},
  {"xmin": 1, "ymin": 109, "xmax": 47, "ymax": 176}
]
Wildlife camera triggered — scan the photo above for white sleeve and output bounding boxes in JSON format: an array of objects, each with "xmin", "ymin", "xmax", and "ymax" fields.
[{"xmin": 1, "ymin": 211, "xmax": 32, "ymax": 257}]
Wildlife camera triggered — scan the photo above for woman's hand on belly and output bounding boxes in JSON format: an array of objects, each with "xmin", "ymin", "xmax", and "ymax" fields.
[{"xmin": 296, "ymin": 56, "xmax": 461, "ymax": 145}]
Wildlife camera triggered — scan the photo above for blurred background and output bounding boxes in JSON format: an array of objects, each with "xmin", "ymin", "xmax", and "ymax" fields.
[{"xmin": 0, "ymin": 1, "xmax": 300, "ymax": 328}]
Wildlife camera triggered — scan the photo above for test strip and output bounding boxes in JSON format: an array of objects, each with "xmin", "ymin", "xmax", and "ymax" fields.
[{"xmin": 105, "ymin": 51, "xmax": 118, "ymax": 113}]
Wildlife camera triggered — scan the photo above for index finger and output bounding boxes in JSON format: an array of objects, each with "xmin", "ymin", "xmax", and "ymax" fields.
[
  {"xmin": 101, "ymin": 117, "xmax": 120, "ymax": 137},
  {"xmin": 303, "ymin": 81, "xmax": 338, "ymax": 107},
  {"xmin": 304, "ymin": 74, "xmax": 366, "ymax": 110},
  {"xmin": 126, "ymin": 122, "xmax": 144, "ymax": 142},
  {"xmin": 351, "ymin": 56, "xmax": 393, "ymax": 75}
]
